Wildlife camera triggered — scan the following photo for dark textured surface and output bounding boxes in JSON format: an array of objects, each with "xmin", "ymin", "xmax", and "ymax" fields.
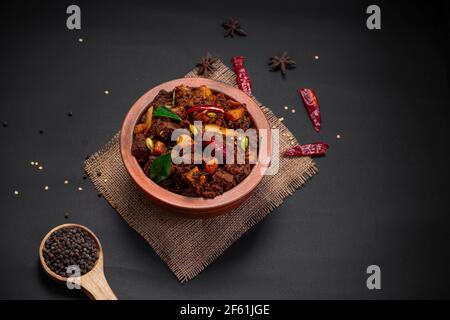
[{"xmin": 1, "ymin": 0, "xmax": 449, "ymax": 299}]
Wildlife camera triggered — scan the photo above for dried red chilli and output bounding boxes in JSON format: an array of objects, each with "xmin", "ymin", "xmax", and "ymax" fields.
[
  {"xmin": 232, "ymin": 56, "xmax": 252, "ymax": 95},
  {"xmin": 186, "ymin": 105, "xmax": 224, "ymax": 113},
  {"xmin": 299, "ymin": 88, "xmax": 321, "ymax": 132},
  {"xmin": 282, "ymin": 142, "xmax": 329, "ymax": 157}
]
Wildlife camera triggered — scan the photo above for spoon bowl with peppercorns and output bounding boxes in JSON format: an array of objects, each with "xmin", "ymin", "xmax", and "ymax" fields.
[{"xmin": 39, "ymin": 224, "xmax": 117, "ymax": 300}]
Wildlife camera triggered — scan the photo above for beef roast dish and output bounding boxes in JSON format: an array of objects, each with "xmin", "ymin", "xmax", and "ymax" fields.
[{"xmin": 131, "ymin": 85, "xmax": 257, "ymax": 199}]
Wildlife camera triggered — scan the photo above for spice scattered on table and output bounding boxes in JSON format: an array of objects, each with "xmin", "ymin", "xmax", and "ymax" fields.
[
  {"xmin": 44, "ymin": 186, "xmax": 49, "ymax": 191},
  {"xmin": 64, "ymin": 180, "xmax": 69, "ymax": 185},
  {"xmin": 30, "ymin": 161, "xmax": 42, "ymax": 169},
  {"xmin": 284, "ymin": 106, "xmax": 288, "ymax": 110},
  {"xmin": 314, "ymin": 55, "xmax": 320, "ymax": 60},
  {"xmin": 231, "ymin": 56, "xmax": 252, "ymax": 95},
  {"xmin": 42, "ymin": 226, "xmax": 98, "ymax": 277},
  {"xmin": 336, "ymin": 134, "xmax": 341, "ymax": 139},
  {"xmin": 222, "ymin": 19, "xmax": 247, "ymax": 37},
  {"xmin": 78, "ymin": 187, "xmax": 83, "ymax": 191},
  {"xmin": 64, "ymin": 213, "xmax": 70, "ymax": 219},
  {"xmin": 299, "ymin": 88, "xmax": 321, "ymax": 132},
  {"xmin": 3, "ymin": 121, "xmax": 9, "ymax": 128},
  {"xmin": 291, "ymin": 109, "xmax": 296, "ymax": 113},
  {"xmin": 14, "ymin": 190, "xmax": 19, "ymax": 196},
  {"xmin": 67, "ymin": 111, "xmax": 73, "ymax": 117},
  {"xmin": 39, "ymin": 130, "xmax": 44, "ymax": 134},
  {"xmin": 269, "ymin": 52, "xmax": 296, "ymax": 77},
  {"xmin": 104, "ymin": 90, "xmax": 109, "ymax": 95},
  {"xmin": 282, "ymin": 142, "xmax": 329, "ymax": 157},
  {"xmin": 82, "ymin": 175, "xmax": 87, "ymax": 180},
  {"xmin": 196, "ymin": 52, "xmax": 219, "ymax": 76},
  {"xmin": 97, "ymin": 193, "xmax": 102, "ymax": 198},
  {"xmin": 78, "ymin": 38, "xmax": 84, "ymax": 43}
]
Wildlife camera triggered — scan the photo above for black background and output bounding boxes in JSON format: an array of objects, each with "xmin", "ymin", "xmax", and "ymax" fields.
[{"xmin": 1, "ymin": 0, "xmax": 449, "ymax": 299}]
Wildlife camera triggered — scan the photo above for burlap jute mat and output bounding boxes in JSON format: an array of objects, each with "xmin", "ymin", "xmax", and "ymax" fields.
[{"xmin": 84, "ymin": 60, "xmax": 318, "ymax": 282}]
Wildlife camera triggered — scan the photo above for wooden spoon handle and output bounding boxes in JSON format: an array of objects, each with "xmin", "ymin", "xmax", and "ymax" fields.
[{"xmin": 81, "ymin": 268, "xmax": 117, "ymax": 300}]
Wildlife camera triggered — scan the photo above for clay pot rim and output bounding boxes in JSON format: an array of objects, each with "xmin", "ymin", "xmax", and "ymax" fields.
[{"xmin": 120, "ymin": 78, "xmax": 272, "ymax": 216}]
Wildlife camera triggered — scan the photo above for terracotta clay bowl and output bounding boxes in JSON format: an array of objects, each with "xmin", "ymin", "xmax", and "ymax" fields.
[{"xmin": 120, "ymin": 78, "xmax": 272, "ymax": 218}]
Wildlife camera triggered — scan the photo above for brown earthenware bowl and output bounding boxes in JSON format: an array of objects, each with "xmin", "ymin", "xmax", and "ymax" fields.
[{"xmin": 120, "ymin": 78, "xmax": 272, "ymax": 218}]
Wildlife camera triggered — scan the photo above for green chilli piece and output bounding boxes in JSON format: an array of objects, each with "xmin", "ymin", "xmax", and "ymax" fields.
[{"xmin": 241, "ymin": 136, "xmax": 249, "ymax": 150}]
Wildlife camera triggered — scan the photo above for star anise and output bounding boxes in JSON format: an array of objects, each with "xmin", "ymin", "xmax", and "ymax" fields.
[
  {"xmin": 268, "ymin": 52, "xmax": 296, "ymax": 76},
  {"xmin": 222, "ymin": 19, "xmax": 247, "ymax": 37},
  {"xmin": 196, "ymin": 52, "xmax": 219, "ymax": 76}
]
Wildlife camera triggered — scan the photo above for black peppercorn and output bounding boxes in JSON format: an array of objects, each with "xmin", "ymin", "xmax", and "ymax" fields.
[{"xmin": 42, "ymin": 226, "xmax": 98, "ymax": 277}]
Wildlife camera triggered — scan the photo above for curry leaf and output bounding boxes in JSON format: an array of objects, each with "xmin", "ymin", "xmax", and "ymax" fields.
[
  {"xmin": 153, "ymin": 105, "xmax": 182, "ymax": 121},
  {"xmin": 149, "ymin": 153, "xmax": 172, "ymax": 183}
]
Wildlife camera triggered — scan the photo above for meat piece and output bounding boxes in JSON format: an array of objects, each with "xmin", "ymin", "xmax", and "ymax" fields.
[
  {"xmin": 199, "ymin": 175, "xmax": 207, "ymax": 185},
  {"xmin": 226, "ymin": 99, "xmax": 242, "ymax": 108},
  {"xmin": 198, "ymin": 85, "xmax": 212, "ymax": 98},
  {"xmin": 183, "ymin": 166, "xmax": 200, "ymax": 185},
  {"xmin": 215, "ymin": 93, "xmax": 227, "ymax": 107},
  {"xmin": 175, "ymin": 85, "xmax": 193, "ymax": 107},
  {"xmin": 193, "ymin": 111, "xmax": 211, "ymax": 124},
  {"xmin": 131, "ymin": 134, "xmax": 150, "ymax": 165},
  {"xmin": 225, "ymin": 108, "xmax": 245, "ymax": 121},
  {"xmin": 224, "ymin": 164, "xmax": 252, "ymax": 183},
  {"xmin": 152, "ymin": 90, "xmax": 172, "ymax": 107},
  {"xmin": 133, "ymin": 123, "xmax": 146, "ymax": 135},
  {"xmin": 200, "ymin": 183, "xmax": 224, "ymax": 199},
  {"xmin": 226, "ymin": 113, "xmax": 252, "ymax": 130},
  {"xmin": 150, "ymin": 119, "xmax": 180, "ymax": 140},
  {"xmin": 212, "ymin": 169, "xmax": 236, "ymax": 191},
  {"xmin": 171, "ymin": 106, "xmax": 187, "ymax": 119},
  {"xmin": 152, "ymin": 141, "xmax": 167, "ymax": 156}
]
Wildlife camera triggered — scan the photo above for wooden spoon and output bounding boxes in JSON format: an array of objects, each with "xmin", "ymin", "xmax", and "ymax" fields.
[{"xmin": 39, "ymin": 223, "xmax": 117, "ymax": 300}]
